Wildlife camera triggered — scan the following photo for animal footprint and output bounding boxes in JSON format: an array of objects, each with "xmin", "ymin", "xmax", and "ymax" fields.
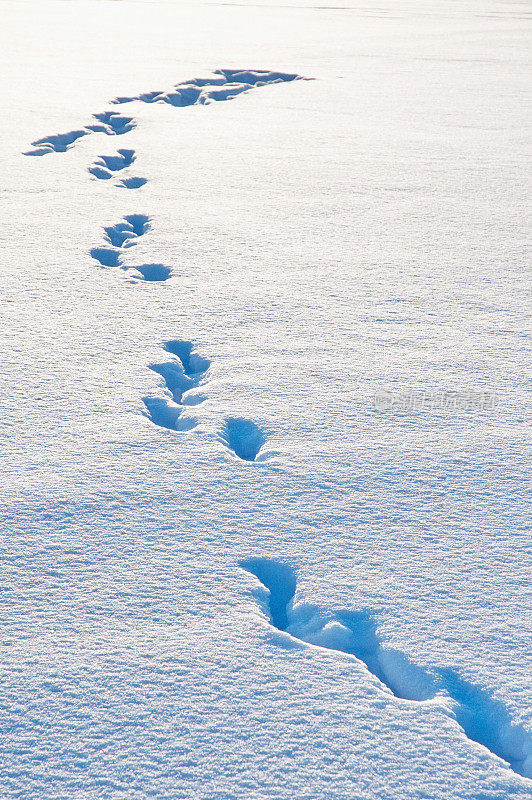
[
  {"xmin": 142, "ymin": 397, "xmax": 197, "ymax": 432},
  {"xmin": 92, "ymin": 148, "xmax": 135, "ymax": 173},
  {"xmin": 86, "ymin": 112, "xmax": 135, "ymax": 136},
  {"xmin": 24, "ymin": 113, "xmax": 135, "ymax": 156},
  {"xmin": 88, "ymin": 149, "xmax": 147, "ymax": 189},
  {"xmin": 220, "ymin": 418, "xmax": 266, "ymax": 462},
  {"xmin": 90, "ymin": 248, "xmax": 122, "ymax": 268},
  {"xmin": 90, "ymin": 215, "xmax": 171, "ymax": 282},
  {"xmin": 103, "ymin": 213, "xmax": 150, "ymax": 247},
  {"xmin": 117, "ymin": 177, "xmax": 147, "ymax": 189},
  {"xmin": 89, "ymin": 148, "xmax": 133, "ymax": 178},
  {"xmin": 141, "ymin": 343, "xmax": 269, "ymax": 460},
  {"xmin": 24, "ymin": 129, "xmax": 88, "ymax": 156},
  {"xmin": 142, "ymin": 340, "xmax": 210, "ymax": 431},
  {"xmin": 241, "ymin": 559, "xmax": 532, "ymax": 780},
  {"xmin": 128, "ymin": 264, "xmax": 171, "ymax": 281}
]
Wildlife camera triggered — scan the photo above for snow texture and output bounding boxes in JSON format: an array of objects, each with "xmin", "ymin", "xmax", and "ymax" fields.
[{"xmin": 1, "ymin": 0, "xmax": 531, "ymax": 799}]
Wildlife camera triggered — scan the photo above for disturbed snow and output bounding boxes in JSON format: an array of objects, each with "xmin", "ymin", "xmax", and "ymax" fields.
[{"xmin": 1, "ymin": 1, "xmax": 531, "ymax": 799}]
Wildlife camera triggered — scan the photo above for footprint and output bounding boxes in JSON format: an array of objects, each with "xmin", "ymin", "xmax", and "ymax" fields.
[
  {"xmin": 160, "ymin": 338, "xmax": 271, "ymax": 462},
  {"xmin": 111, "ymin": 68, "xmax": 306, "ymax": 107},
  {"xmin": 141, "ymin": 397, "xmax": 197, "ymax": 432},
  {"xmin": 89, "ymin": 247, "xmax": 122, "ymax": 268},
  {"xmin": 24, "ymin": 129, "xmax": 88, "ymax": 156},
  {"xmin": 142, "ymin": 344, "xmax": 268, "ymax": 457},
  {"xmin": 221, "ymin": 418, "xmax": 266, "ymax": 462},
  {"xmin": 117, "ymin": 177, "xmax": 147, "ymax": 189},
  {"xmin": 88, "ymin": 166, "xmax": 113, "ymax": 180},
  {"xmin": 241, "ymin": 558, "xmax": 296, "ymax": 630},
  {"xmin": 88, "ymin": 150, "xmax": 146, "ymax": 189},
  {"xmin": 143, "ymin": 340, "xmax": 210, "ymax": 431},
  {"xmin": 241, "ymin": 559, "xmax": 532, "ymax": 779},
  {"xmin": 164, "ymin": 340, "xmax": 211, "ymax": 377},
  {"xmin": 85, "ymin": 112, "xmax": 135, "ymax": 136},
  {"xmin": 94, "ymin": 149, "xmax": 136, "ymax": 171},
  {"xmin": 90, "ymin": 215, "xmax": 171, "ymax": 281},
  {"xmin": 24, "ymin": 113, "xmax": 135, "ymax": 156},
  {"xmin": 89, "ymin": 148, "xmax": 136, "ymax": 180},
  {"xmin": 437, "ymin": 670, "xmax": 532, "ymax": 780},
  {"xmin": 103, "ymin": 214, "xmax": 150, "ymax": 247},
  {"xmin": 129, "ymin": 264, "xmax": 171, "ymax": 281}
]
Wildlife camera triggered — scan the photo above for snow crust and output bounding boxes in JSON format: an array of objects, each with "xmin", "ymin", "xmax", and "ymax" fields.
[{"xmin": 0, "ymin": 0, "xmax": 530, "ymax": 798}]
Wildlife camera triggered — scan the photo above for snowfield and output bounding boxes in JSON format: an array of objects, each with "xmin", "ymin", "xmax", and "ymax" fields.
[{"xmin": 1, "ymin": 0, "xmax": 531, "ymax": 798}]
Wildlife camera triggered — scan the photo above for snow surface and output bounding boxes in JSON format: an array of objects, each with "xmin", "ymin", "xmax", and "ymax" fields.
[{"xmin": 1, "ymin": 0, "xmax": 531, "ymax": 798}]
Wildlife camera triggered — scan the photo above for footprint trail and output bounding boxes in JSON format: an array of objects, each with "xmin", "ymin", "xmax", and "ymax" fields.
[
  {"xmin": 112, "ymin": 69, "xmax": 306, "ymax": 107},
  {"xmin": 142, "ymin": 342, "xmax": 269, "ymax": 460},
  {"xmin": 24, "ymin": 69, "xmax": 299, "ymax": 453},
  {"xmin": 241, "ymin": 559, "xmax": 532, "ymax": 779},
  {"xmin": 23, "ymin": 69, "xmax": 307, "ymax": 156}
]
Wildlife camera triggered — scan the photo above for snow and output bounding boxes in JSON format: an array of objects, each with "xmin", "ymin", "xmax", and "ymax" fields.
[{"xmin": 1, "ymin": 0, "xmax": 531, "ymax": 798}]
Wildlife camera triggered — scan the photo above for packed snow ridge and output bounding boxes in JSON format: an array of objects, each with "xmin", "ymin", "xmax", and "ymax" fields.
[
  {"xmin": 241, "ymin": 559, "xmax": 532, "ymax": 780},
  {"xmin": 23, "ymin": 69, "xmax": 307, "ymax": 156}
]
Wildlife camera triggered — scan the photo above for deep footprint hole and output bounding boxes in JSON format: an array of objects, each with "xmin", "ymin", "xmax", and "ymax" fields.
[
  {"xmin": 89, "ymin": 165, "xmax": 112, "ymax": 180},
  {"xmin": 124, "ymin": 213, "xmax": 150, "ymax": 236},
  {"xmin": 142, "ymin": 397, "xmax": 196, "ymax": 432},
  {"xmin": 90, "ymin": 247, "xmax": 122, "ymax": 268},
  {"xmin": 100, "ymin": 149, "xmax": 135, "ymax": 170},
  {"xmin": 131, "ymin": 264, "xmax": 171, "ymax": 282},
  {"xmin": 118, "ymin": 177, "xmax": 147, "ymax": 189},
  {"xmin": 222, "ymin": 418, "xmax": 265, "ymax": 461},
  {"xmin": 149, "ymin": 362, "xmax": 192, "ymax": 403},
  {"xmin": 241, "ymin": 558, "xmax": 296, "ymax": 630}
]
